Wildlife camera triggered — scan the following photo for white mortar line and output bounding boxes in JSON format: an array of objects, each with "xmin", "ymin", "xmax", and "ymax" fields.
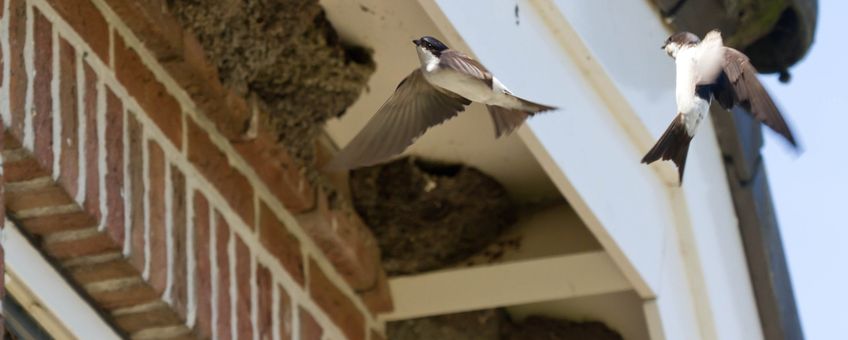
[
  {"xmin": 141, "ymin": 132, "xmax": 151, "ymax": 280},
  {"xmin": 163, "ymin": 160, "xmax": 174, "ymax": 303},
  {"xmin": 22, "ymin": 2, "xmax": 34, "ymax": 150},
  {"xmin": 30, "ymin": 0, "xmax": 378, "ymax": 334},
  {"xmin": 122, "ymin": 103, "xmax": 131, "ymax": 256},
  {"xmin": 229, "ymin": 228, "xmax": 237, "ymax": 340},
  {"xmin": 251, "ymin": 252, "xmax": 259, "ymax": 340},
  {"xmin": 209, "ymin": 202, "xmax": 219, "ymax": 340},
  {"xmin": 186, "ymin": 185, "xmax": 197, "ymax": 328},
  {"xmin": 97, "ymin": 77, "xmax": 107, "ymax": 232},
  {"xmin": 75, "ymin": 48, "xmax": 86, "ymax": 203},
  {"xmin": 51, "ymin": 26, "xmax": 60, "ymax": 179},
  {"xmin": 0, "ymin": 0, "xmax": 12, "ymax": 126}
]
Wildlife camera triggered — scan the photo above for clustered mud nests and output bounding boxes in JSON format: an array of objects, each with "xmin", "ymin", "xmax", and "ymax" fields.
[
  {"xmin": 349, "ymin": 158, "xmax": 516, "ymax": 275},
  {"xmin": 168, "ymin": 0, "xmax": 375, "ymax": 161},
  {"xmin": 387, "ymin": 309, "xmax": 623, "ymax": 340}
]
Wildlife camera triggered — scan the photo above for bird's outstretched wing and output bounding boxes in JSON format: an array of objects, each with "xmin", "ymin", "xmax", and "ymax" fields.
[
  {"xmin": 439, "ymin": 50, "xmax": 493, "ymax": 87},
  {"xmin": 713, "ymin": 48, "xmax": 798, "ymax": 146},
  {"xmin": 325, "ymin": 69, "xmax": 471, "ymax": 171}
]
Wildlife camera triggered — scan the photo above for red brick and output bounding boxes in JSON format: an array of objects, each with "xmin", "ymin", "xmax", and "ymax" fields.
[
  {"xmin": 100, "ymin": 0, "xmax": 183, "ymax": 59},
  {"xmin": 359, "ymin": 269, "xmax": 394, "ymax": 315},
  {"xmin": 84, "ymin": 62, "xmax": 100, "ymax": 221},
  {"xmin": 297, "ymin": 190, "xmax": 380, "ymax": 291},
  {"xmin": 257, "ymin": 265, "xmax": 272, "ymax": 340},
  {"xmin": 299, "ymin": 307, "xmax": 323, "ymax": 340},
  {"xmin": 148, "ymin": 141, "xmax": 167, "ymax": 294},
  {"xmin": 33, "ymin": 11, "xmax": 53, "ymax": 174},
  {"xmin": 235, "ymin": 237, "xmax": 252, "ymax": 340},
  {"xmin": 44, "ymin": 0, "xmax": 109, "ymax": 63},
  {"xmin": 19, "ymin": 211, "xmax": 97, "ymax": 235},
  {"xmin": 5, "ymin": 158, "xmax": 51, "ymax": 183},
  {"xmin": 216, "ymin": 212, "xmax": 232, "ymax": 340},
  {"xmin": 105, "ymin": 88, "xmax": 125, "ymax": 245},
  {"xmin": 114, "ymin": 304, "xmax": 182, "ymax": 334},
  {"xmin": 44, "ymin": 233, "xmax": 121, "ymax": 259},
  {"xmin": 258, "ymin": 201, "xmax": 304, "ymax": 286},
  {"xmin": 187, "ymin": 120, "xmax": 254, "ymax": 227},
  {"xmin": 127, "ymin": 114, "xmax": 145, "ymax": 272},
  {"xmin": 235, "ymin": 132, "xmax": 314, "ymax": 213},
  {"xmin": 193, "ymin": 192, "xmax": 212, "ymax": 338},
  {"xmin": 102, "ymin": 0, "xmax": 250, "ymax": 140},
  {"xmin": 171, "ymin": 165, "xmax": 188, "ymax": 319},
  {"xmin": 114, "ymin": 36, "xmax": 182, "ymax": 146},
  {"xmin": 308, "ymin": 258, "xmax": 365, "ymax": 340},
  {"xmin": 58, "ymin": 38, "xmax": 79, "ymax": 197},
  {"xmin": 68, "ymin": 259, "xmax": 139, "ymax": 285},
  {"xmin": 90, "ymin": 282, "xmax": 158, "ymax": 310},
  {"xmin": 9, "ymin": 0, "xmax": 27, "ymax": 142},
  {"xmin": 4, "ymin": 132, "xmax": 22, "ymax": 150},
  {"xmin": 7, "ymin": 185, "xmax": 74, "ymax": 213},
  {"xmin": 279, "ymin": 285, "xmax": 293, "ymax": 340}
]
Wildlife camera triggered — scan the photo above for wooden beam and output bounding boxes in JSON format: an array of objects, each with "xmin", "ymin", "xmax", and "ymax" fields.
[{"xmin": 381, "ymin": 251, "xmax": 630, "ymax": 321}]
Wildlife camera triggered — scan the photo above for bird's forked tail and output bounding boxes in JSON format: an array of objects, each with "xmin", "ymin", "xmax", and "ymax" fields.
[
  {"xmin": 486, "ymin": 97, "xmax": 556, "ymax": 138},
  {"xmin": 641, "ymin": 114, "xmax": 693, "ymax": 185}
]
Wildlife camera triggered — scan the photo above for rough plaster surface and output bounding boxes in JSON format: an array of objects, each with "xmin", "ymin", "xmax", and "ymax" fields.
[
  {"xmin": 350, "ymin": 158, "xmax": 516, "ymax": 275},
  {"xmin": 168, "ymin": 0, "xmax": 375, "ymax": 160}
]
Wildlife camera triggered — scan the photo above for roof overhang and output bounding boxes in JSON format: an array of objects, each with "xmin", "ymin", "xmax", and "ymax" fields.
[{"xmin": 319, "ymin": 0, "xmax": 808, "ymax": 339}]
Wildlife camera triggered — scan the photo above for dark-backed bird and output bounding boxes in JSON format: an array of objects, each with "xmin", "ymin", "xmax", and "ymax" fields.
[
  {"xmin": 641, "ymin": 30, "xmax": 798, "ymax": 184},
  {"xmin": 325, "ymin": 36, "xmax": 556, "ymax": 170}
]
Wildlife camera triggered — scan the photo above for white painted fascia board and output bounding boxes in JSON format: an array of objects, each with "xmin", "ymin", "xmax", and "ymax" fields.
[
  {"xmin": 5, "ymin": 220, "xmax": 122, "ymax": 340},
  {"xmin": 381, "ymin": 251, "xmax": 629, "ymax": 321}
]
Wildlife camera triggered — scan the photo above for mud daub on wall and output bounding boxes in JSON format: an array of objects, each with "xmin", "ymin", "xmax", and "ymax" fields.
[{"xmin": 168, "ymin": 0, "xmax": 375, "ymax": 161}]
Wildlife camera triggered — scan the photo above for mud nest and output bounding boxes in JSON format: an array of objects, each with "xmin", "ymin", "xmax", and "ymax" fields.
[
  {"xmin": 387, "ymin": 309, "xmax": 623, "ymax": 340},
  {"xmin": 349, "ymin": 158, "xmax": 516, "ymax": 275},
  {"xmin": 168, "ymin": 0, "xmax": 375, "ymax": 161}
]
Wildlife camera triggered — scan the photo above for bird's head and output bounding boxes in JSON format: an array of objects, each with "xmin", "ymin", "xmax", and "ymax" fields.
[
  {"xmin": 662, "ymin": 31, "xmax": 701, "ymax": 59},
  {"xmin": 413, "ymin": 36, "xmax": 449, "ymax": 57}
]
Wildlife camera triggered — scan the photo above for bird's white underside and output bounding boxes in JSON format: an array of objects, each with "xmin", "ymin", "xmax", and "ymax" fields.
[
  {"xmin": 669, "ymin": 32, "xmax": 725, "ymax": 136},
  {"xmin": 415, "ymin": 46, "xmax": 524, "ymax": 109}
]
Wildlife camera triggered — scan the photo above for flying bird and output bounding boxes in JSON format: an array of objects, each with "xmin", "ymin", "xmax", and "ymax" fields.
[
  {"xmin": 641, "ymin": 30, "xmax": 798, "ymax": 184},
  {"xmin": 325, "ymin": 36, "xmax": 556, "ymax": 170}
]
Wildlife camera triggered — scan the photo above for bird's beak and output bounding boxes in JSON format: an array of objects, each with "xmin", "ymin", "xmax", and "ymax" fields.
[
  {"xmin": 660, "ymin": 43, "xmax": 667, "ymax": 50},
  {"xmin": 412, "ymin": 39, "xmax": 420, "ymax": 46}
]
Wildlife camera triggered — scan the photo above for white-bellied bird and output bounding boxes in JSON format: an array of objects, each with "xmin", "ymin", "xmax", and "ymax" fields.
[
  {"xmin": 326, "ymin": 36, "xmax": 556, "ymax": 171},
  {"xmin": 642, "ymin": 30, "xmax": 798, "ymax": 184}
]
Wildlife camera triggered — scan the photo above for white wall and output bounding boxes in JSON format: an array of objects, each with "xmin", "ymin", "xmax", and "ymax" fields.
[{"xmin": 415, "ymin": 0, "xmax": 763, "ymax": 339}]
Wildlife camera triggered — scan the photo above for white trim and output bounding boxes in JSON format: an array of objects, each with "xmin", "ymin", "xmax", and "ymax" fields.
[
  {"xmin": 381, "ymin": 251, "xmax": 629, "ymax": 321},
  {"xmin": 5, "ymin": 220, "xmax": 122, "ymax": 339}
]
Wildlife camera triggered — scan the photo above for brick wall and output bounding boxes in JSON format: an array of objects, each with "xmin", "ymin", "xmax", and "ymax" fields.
[{"xmin": 0, "ymin": 0, "xmax": 391, "ymax": 338}]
